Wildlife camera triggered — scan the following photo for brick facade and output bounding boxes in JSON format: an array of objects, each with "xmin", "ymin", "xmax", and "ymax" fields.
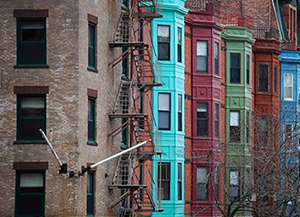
[{"xmin": 0, "ymin": 0, "xmax": 122, "ymax": 216}]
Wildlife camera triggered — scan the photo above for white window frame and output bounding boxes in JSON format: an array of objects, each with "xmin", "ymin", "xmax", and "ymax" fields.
[{"xmin": 284, "ymin": 73, "xmax": 293, "ymax": 100}]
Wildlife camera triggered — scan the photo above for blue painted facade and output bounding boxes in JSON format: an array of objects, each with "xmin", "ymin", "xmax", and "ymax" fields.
[
  {"xmin": 152, "ymin": 1, "xmax": 187, "ymax": 216},
  {"xmin": 280, "ymin": 50, "xmax": 300, "ymax": 129},
  {"xmin": 279, "ymin": 50, "xmax": 300, "ymax": 216}
]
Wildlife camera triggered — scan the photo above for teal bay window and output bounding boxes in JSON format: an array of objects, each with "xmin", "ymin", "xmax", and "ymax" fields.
[
  {"xmin": 88, "ymin": 98, "xmax": 96, "ymax": 142},
  {"xmin": 158, "ymin": 162, "xmax": 170, "ymax": 200},
  {"xmin": 87, "ymin": 172, "xmax": 95, "ymax": 216},
  {"xmin": 158, "ymin": 93, "xmax": 170, "ymax": 130},
  {"xmin": 15, "ymin": 171, "xmax": 45, "ymax": 217},
  {"xmin": 178, "ymin": 163, "xmax": 182, "ymax": 200},
  {"xmin": 177, "ymin": 27, "xmax": 182, "ymax": 63},
  {"xmin": 88, "ymin": 23, "xmax": 96, "ymax": 69},
  {"xmin": 17, "ymin": 95, "xmax": 46, "ymax": 141},
  {"xmin": 17, "ymin": 19, "xmax": 46, "ymax": 66}
]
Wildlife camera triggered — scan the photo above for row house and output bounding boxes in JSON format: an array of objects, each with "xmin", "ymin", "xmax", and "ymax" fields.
[
  {"xmin": 184, "ymin": 0, "xmax": 223, "ymax": 216},
  {"xmin": 152, "ymin": 0, "xmax": 187, "ymax": 216}
]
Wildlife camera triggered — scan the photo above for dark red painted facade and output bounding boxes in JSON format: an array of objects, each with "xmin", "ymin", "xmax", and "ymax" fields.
[
  {"xmin": 185, "ymin": 10, "xmax": 223, "ymax": 217},
  {"xmin": 253, "ymin": 38, "xmax": 281, "ymax": 118}
]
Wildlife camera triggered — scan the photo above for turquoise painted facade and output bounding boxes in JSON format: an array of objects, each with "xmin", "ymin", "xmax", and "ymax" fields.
[{"xmin": 152, "ymin": 1, "xmax": 187, "ymax": 216}]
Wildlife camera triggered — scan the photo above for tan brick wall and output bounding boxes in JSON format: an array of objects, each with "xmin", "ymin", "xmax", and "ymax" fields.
[{"xmin": 0, "ymin": 0, "xmax": 122, "ymax": 216}]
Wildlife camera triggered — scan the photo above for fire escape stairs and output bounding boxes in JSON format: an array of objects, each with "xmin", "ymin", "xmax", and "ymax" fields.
[{"xmin": 108, "ymin": 2, "xmax": 163, "ymax": 215}]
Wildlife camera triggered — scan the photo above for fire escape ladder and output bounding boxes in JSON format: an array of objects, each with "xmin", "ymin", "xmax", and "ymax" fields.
[
  {"xmin": 132, "ymin": 46, "xmax": 159, "ymax": 87},
  {"xmin": 119, "ymin": 207, "xmax": 136, "ymax": 217},
  {"xmin": 136, "ymin": 0, "xmax": 162, "ymax": 19},
  {"xmin": 111, "ymin": 151, "xmax": 134, "ymax": 187},
  {"xmin": 112, "ymin": 80, "xmax": 133, "ymax": 116}
]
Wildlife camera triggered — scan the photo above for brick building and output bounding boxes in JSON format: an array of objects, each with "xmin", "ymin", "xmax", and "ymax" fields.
[{"xmin": 0, "ymin": 0, "xmax": 162, "ymax": 217}]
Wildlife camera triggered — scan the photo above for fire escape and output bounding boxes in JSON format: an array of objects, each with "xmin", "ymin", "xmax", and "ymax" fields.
[{"xmin": 108, "ymin": 1, "xmax": 163, "ymax": 216}]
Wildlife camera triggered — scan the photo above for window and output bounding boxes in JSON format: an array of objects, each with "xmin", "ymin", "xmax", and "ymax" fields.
[
  {"xmin": 214, "ymin": 168, "xmax": 219, "ymax": 200},
  {"xmin": 158, "ymin": 25, "xmax": 170, "ymax": 60},
  {"xmin": 15, "ymin": 171, "xmax": 45, "ymax": 216},
  {"xmin": 139, "ymin": 162, "xmax": 144, "ymax": 200},
  {"xmin": 138, "ymin": 20, "xmax": 144, "ymax": 59},
  {"xmin": 88, "ymin": 23, "xmax": 96, "ymax": 69},
  {"xmin": 197, "ymin": 103, "xmax": 208, "ymax": 136},
  {"xmin": 138, "ymin": 90, "xmax": 144, "ymax": 129},
  {"xmin": 177, "ymin": 27, "xmax": 182, "ymax": 63},
  {"xmin": 230, "ymin": 170, "xmax": 240, "ymax": 200},
  {"xmin": 215, "ymin": 104, "xmax": 219, "ymax": 138},
  {"xmin": 122, "ymin": 47, "xmax": 129, "ymax": 77},
  {"xmin": 285, "ymin": 124, "xmax": 292, "ymax": 145},
  {"xmin": 158, "ymin": 162, "xmax": 170, "ymax": 200},
  {"xmin": 87, "ymin": 172, "xmax": 95, "ymax": 216},
  {"xmin": 196, "ymin": 167, "xmax": 208, "ymax": 201},
  {"xmin": 230, "ymin": 111, "xmax": 240, "ymax": 142},
  {"xmin": 284, "ymin": 73, "xmax": 293, "ymax": 100},
  {"xmin": 158, "ymin": 93, "xmax": 170, "ymax": 130},
  {"xmin": 246, "ymin": 55, "xmax": 250, "ymax": 85},
  {"xmin": 259, "ymin": 64, "xmax": 269, "ymax": 92},
  {"xmin": 246, "ymin": 111, "xmax": 250, "ymax": 143},
  {"xmin": 274, "ymin": 66, "xmax": 277, "ymax": 93},
  {"xmin": 230, "ymin": 53, "xmax": 241, "ymax": 83},
  {"xmin": 17, "ymin": 95, "xmax": 46, "ymax": 141},
  {"xmin": 298, "ymin": 74, "xmax": 300, "ymax": 102},
  {"xmin": 88, "ymin": 98, "xmax": 96, "ymax": 142},
  {"xmin": 178, "ymin": 94, "xmax": 182, "ymax": 131},
  {"xmin": 214, "ymin": 42, "xmax": 219, "ymax": 75},
  {"xmin": 259, "ymin": 117, "xmax": 269, "ymax": 145},
  {"xmin": 17, "ymin": 19, "xmax": 46, "ymax": 66},
  {"xmin": 178, "ymin": 163, "xmax": 182, "ymax": 200},
  {"xmin": 197, "ymin": 41, "xmax": 208, "ymax": 72}
]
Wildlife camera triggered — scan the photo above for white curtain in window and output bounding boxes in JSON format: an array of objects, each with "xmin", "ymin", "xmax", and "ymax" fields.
[
  {"xmin": 20, "ymin": 173, "xmax": 43, "ymax": 187},
  {"xmin": 197, "ymin": 167, "xmax": 208, "ymax": 184},
  {"xmin": 197, "ymin": 41, "xmax": 207, "ymax": 56},
  {"xmin": 230, "ymin": 171, "xmax": 239, "ymax": 186},
  {"xmin": 159, "ymin": 93, "xmax": 170, "ymax": 111},
  {"xmin": 21, "ymin": 97, "xmax": 44, "ymax": 109},
  {"xmin": 197, "ymin": 103, "xmax": 207, "ymax": 112},
  {"xmin": 284, "ymin": 73, "xmax": 293, "ymax": 100},
  {"xmin": 230, "ymin": 112, "xmax": 239, "ymax": 126}
]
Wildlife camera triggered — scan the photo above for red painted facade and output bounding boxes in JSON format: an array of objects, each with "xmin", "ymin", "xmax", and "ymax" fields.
[
  {"xmin": 253, "ymin": 38, "xmax": 281, "ymax": 118},
  {"xmin": 185, "ymin": 10, "xmax": 223, "ymax": 216}
]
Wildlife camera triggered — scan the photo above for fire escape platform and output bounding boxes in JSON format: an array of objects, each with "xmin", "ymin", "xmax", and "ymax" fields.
[
  {"xmin": 109, "ymin": 113, "xmax": 146, "ymax": 118},
  {"xmin": 108, "ymin": 184, "xmax": 148, "ymax": 189},
  {"xmin": 109, "ymin": 42, "xmax": 146, "ymax": 48}
]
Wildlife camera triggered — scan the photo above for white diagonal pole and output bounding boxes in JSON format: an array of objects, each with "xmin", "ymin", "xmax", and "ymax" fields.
[
  {"xmin": 81, "ymin": 140, "xmax": 149, "ymax": 174},
  {"xmin": 39, "ymin": 129, "xmax": 63, "ymax": 167}
]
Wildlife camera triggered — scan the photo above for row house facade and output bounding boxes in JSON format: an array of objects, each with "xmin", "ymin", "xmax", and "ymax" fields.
[
  {"xmin": 152, "ymin": 1, "xmax": 187, "ymax": 216},
  {"xmin": 184, "ymin": 1, "xmax": 223, "ymax": 216}
]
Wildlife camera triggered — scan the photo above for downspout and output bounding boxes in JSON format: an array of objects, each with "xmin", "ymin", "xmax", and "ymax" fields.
[{"xmin": 271, "ymin": 0, "xmax": 283, "ymax": 40}]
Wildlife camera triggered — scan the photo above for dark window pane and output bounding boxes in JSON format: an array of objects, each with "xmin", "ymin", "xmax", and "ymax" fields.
[
  {"xmin": 20, "ymin": 43, "xmax": 45, "ymax": 63},
  {"xmin": 158, "ymin": 43, "xmax": 170, "ymax": 60},
  {"xmin": 178, "ymin": 44, "xmax": 182, "ymax": 62},
  {"xmin": 274, "ymin": 67, "xmax": 277, "ymax": 93},
  {"xmin": 161, "ymin": 181, "xmax": 170, "ymax": 200},
  {"xmin": 88, "ymin": 24, "xmax": 96, "ymax": 68},
  {"xmin": 197, "ymin": 103, "xmax": 208, "ymax": 136},
  {"xmin": 215, "ymin": 104, "xmax": 219, "ymax": 138},
  {"xmin": 230, "ymin": 53, "xmax": 241, "ymax": 83},
  {"xmin": 215, "ymin": 42, "xmax": 219, "ymax": 75},
  {"xmin": 88, "ymin": 47, "xmax": 95, "ymax": 67},
  {"xmin": 158, "ymin": 111, "xmax": 170, "ymax": 130},
  {"xmin": 88, "ymin": 99, "xmax": 95, "ymax": 141},
  {"xmin": 21, "ymin": 21, "xmax": 45, "ymax": 42},
  {"xmin": 197, "ymin": 56, "xmax": 207, "ymax": 72},
  {"xmin": 158, "ymin": 163, "xmax": 170, "ymax": 200},
  {"xmin": 87, "ymin": 195, "xmax": 93, "ymax": 214},
  {"xmin": 178, "ymin": 112, "xmax": 182, "ymax": 131},
  {"xmin": 158, "ymin": 26, "xmax": 170, "ymax": 60},
  {"xmin": 21, "ymin": 119, "xmax": 44, "ymax": 140},
  {"xmin": 19, "ymin": 195, "xmax": 44, "ymax": 215},
  {"xmin": 246, "ymin": 55, "xmax": 250, "ymax": 85},
  {"xmin": 259, "ymin": 64, "xmax": 269, "ymax": 92}
]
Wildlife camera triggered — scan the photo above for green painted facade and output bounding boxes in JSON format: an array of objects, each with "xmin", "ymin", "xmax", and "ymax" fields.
[{"xmin": 222, "ymin": 26, "xmax": 255, "ymax": 217}]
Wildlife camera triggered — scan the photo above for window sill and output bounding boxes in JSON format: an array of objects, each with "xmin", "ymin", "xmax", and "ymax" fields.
[
  {"xmin": 14, "ymin": 65, "xmax": 49, "ymax": 69},
  {"xmin": 87, "ymin": 141, "xmax": 98, "ymax": 146},
  {"xmin": 87, "ymin": 67, "xmax": 98, "ymax": 73},
  {"xmin": 13, "ymin": 141, "xmax": 47, "ymax": 145}
]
